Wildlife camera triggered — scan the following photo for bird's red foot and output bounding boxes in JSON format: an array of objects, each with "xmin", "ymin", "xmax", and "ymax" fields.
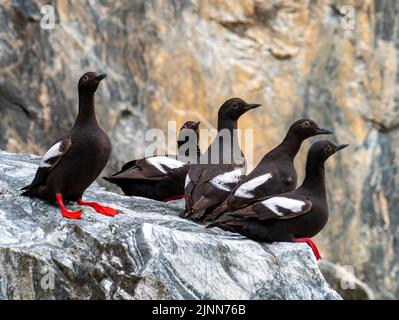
[
  {"xmin": 163, "ymin": 194, "xmax": 185, "ymax": 202},
  {"xmin": 294, "ymin": 238, "xmax": 321, "ymax": 260},
  {"xmin": 56, "ymin": 194, "xmax": 82, "ymax": 220},
  {"xmin": 77, "ymin": 199, "xmax": 119, "ymax": 217}
]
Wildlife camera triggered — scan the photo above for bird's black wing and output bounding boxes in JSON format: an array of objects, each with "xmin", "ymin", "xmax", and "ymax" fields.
[
  {"xmin": 207, "ymin": 169, "xmax": 276, "ymax": 220},
  {"xmin": 228, "ymin": 194, "xmax": 312, "ymax": 221},
  {"xmin": 184, "ymin": 165, "xmax": 244, "ymax": 219},
  {"xmin": 119, "ymin": 159, "xmax": 138, "ymax": 173},
  {"xmin": 22, "ymin": 139, "xmax": 72, "ymax": 191},
  {"xmin": 109, "ymin": 156, "xmax": 187, "ymax": 181},
  {"xmin": 183, "ymin": 165, "xmax": 204, "ymax": 214}
]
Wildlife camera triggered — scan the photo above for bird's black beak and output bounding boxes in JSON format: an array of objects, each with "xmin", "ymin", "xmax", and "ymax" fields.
[
  {"xmin": 335, "ymin": 144, "xmax": 349, "ymax": 152},
  {"xmin": 246, "ymin": 103, "xmax": 262, "ymax": 110},
  {"xmin": 316, "ymin": 128, "xmax": 333, "ymax": 134},
  {"xmin": 193, "ymin": 121, "xmax": 201, "ymax": 130},
  {"xmin": 95, "ymin": 74, "xmax": 107, "ymax": 81}
]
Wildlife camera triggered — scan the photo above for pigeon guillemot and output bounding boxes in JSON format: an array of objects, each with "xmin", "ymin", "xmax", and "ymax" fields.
[
  {"xmin": 103, "ymin": 121, "xmax": 201, "ymax": 202},
  {"xmin": 176, "ymin": 121, "xmax": 202, "ymax": 163},
  {"xmin": 21, "ymin": 72, "xmax": 117, "ymax": 219},
  {"xmin": 183, "ymin": 98, "xmax": 261, "ymax": 221},
  {"xmin": 207, "ymin": 141, "xmax": 349, "ymax": 260},
  {"xmin": 206, "ymin": 119, "xmax": 332, "ymax": 221}
]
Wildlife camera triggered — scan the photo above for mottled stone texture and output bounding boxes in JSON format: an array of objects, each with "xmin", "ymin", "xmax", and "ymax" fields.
[
  {"xmin": 0, "ymin": 151, "xmax": 340, "ymax": 300},
  {"xmin": 318, "ymin": 260, "xmax": 375, "ymax": 300},
  {"xmin": 0, "ymin": 0, "xmax": 397, "ymax": 298}
]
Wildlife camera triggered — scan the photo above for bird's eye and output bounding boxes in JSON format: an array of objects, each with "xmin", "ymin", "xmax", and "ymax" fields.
[
  {"xmin": 326, "ymin": 145, "xmax": 332, "ymax": 152},
  {"xmin": 232, "ymin": 103, "xmax": 238, "ymax": 109},
  {"xmin": 303, "ymin": 121, "xmax": 310, "ymax": 128},
  {"xmin": 83, "ymin": 75, "xmax": 89, "ymax": 81}
]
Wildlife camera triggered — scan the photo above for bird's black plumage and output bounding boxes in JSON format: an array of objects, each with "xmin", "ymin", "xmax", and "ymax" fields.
[
  {"xmin": 207, "ymin": 119, "xmax": 332, "ymax": 221},
  {"xmin": 103, "ymin": 121, "xmax": 201, "ymax": 201},
  {"xmin": 207, "ymin": 141, "xmax": 348, "ymax": 245},
  {"xmin": 22, "ymin": 72, "xmax": 116, "ymax": 219},
  {"xmin": 183, "ymin": 97, "xmax": 261, "ymax": 220}
]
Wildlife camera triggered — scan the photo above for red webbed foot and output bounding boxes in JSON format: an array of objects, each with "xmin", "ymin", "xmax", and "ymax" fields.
[
  {"xmin": 77, "ymin": 199, "xmax": 119, "ymax": 217},
  {"xmin": 294, "ymin": 238, "xmax": 321, "ymax": 260},
  {"xmin": 56, "ymin": 194, "xmax": 82, "ymax": 220}
]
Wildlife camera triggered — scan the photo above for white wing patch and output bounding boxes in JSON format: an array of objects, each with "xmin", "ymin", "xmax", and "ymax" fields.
[
  {"xmin": 146, "ymin": 156, "xmax": 184, "ymax": 174},
  {"xmin": 210, "ymin": 169, "xmax": 242, "ymax": 192},
  {"xmin": 261, "ymin": 197, "xmax": 306, "ymax": 216},
  {"xmin": 185, "ymin": 174, "xmax": 191, "ymax": 188},
  {"xmin": 40, "ymin": 141, "xmax": 63, "ymax": 168},
  {"xmin": 234, "ymin": 173, "xmax": 273, "ymax": 198}
]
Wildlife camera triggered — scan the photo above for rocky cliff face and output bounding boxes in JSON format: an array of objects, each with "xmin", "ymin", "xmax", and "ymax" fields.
[
  {"xmin": 0, "ymin": 0, "xmax": 397, "ymax": 298},
  {"xmin": 0, "ymin": 151, "xmax": 341, "ymax": 300}
]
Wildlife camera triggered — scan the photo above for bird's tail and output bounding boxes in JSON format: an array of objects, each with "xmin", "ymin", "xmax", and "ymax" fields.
[
  {"xmin": 190, "ymin": 208, "xmax": 207, "ymax": 221},
  {"xmin": 103, "ymin": 176, "xmax": 131, "ymax": 196},
  {"xmin": 181, "ymin": 207, "xmax": 197, "ymax": 219},
  {"xmin": 205, "ymin": 211, "xmax": 243, "ymax": 235},
  {"xmin": 205, "ymin": 201, "xmax": 229, "ymax": 221},
  {"xmin": 20, "ymin": 185, "xmax": 31, "ymax": 196},
  {"xmin": 205, "ymin": 221, "xmax": 219, "ymax": 229},
  {"xmin": 103, "ymin": 176, "xmax": 117, "ymax": 184},
  {"xmin": 205, "ymin": 214, "xmax": 234, "ymax": 229}
]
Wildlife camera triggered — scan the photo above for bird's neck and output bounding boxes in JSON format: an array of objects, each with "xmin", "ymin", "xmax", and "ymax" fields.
[
  {"xmin": 177, "ymin": 134, "xmax": 201, "ymax": 160},
  {"xmin": 217, "ymin": 116, "xmax": 238, "ymax": 132},
  {"xmin": 205, "ymin": 117, "xmax": 244, "ymax": 165},
  {"xmin": 301, "ymin": 158, "xmax": 326, "ymax": 194},
  {"xmin": 74, "ymin": 91, "xmax": 99, "ymax": 128},
  {"xmin": 271, "ymin": 131, "xmax": 304, "ymax": 160},
  {"xmin": 217, "ymin": 117, "xmax": 240, "ymax": 151}
]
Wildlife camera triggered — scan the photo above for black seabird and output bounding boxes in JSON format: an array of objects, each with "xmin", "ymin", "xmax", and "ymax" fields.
[
  {"xmin": 207, "ymin": 141, "xmax": 349, "ymax": 260},
  {"xmin": 21, "ymin": 72, "xmax": 117, "ymax": 219},
  {"xmin": 183, "ymin": 97, "xmax": 261, "ymax": 221},
  {"xmin": 207, "ymin": 119, "xmax": 332, "ymax": 221},
  {"xmin": 103, "ymin": 121, "xmax": 201, "ymax": 202}
]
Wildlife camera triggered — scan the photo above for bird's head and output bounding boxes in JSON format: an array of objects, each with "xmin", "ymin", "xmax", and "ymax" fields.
[
  {"xmin": 178, "ymin": 121, "xmax": 200, "ymax": 143},
  {"xmin": 308, "ymin": 140, "xmax": 349, "ymax": 162},
  {"xmin": 287, "ymin": 119, "xmax": 333, "ymax": 139},
  {"xmin": 78, "ymin": 72, "xmax": 107, "ymax": 93},
  {"xmin": 180, "ymin": 121, "xmax": 201, "ymax": 133},
  {"xmin": 218, "ymin": 97, "xmax": 261, "ymax": 121}
]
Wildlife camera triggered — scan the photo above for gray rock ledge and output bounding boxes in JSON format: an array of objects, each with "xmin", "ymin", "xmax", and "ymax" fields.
[{"xmin": 0, "ymin": 151, "xmax": 341, "ymax": 300}]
